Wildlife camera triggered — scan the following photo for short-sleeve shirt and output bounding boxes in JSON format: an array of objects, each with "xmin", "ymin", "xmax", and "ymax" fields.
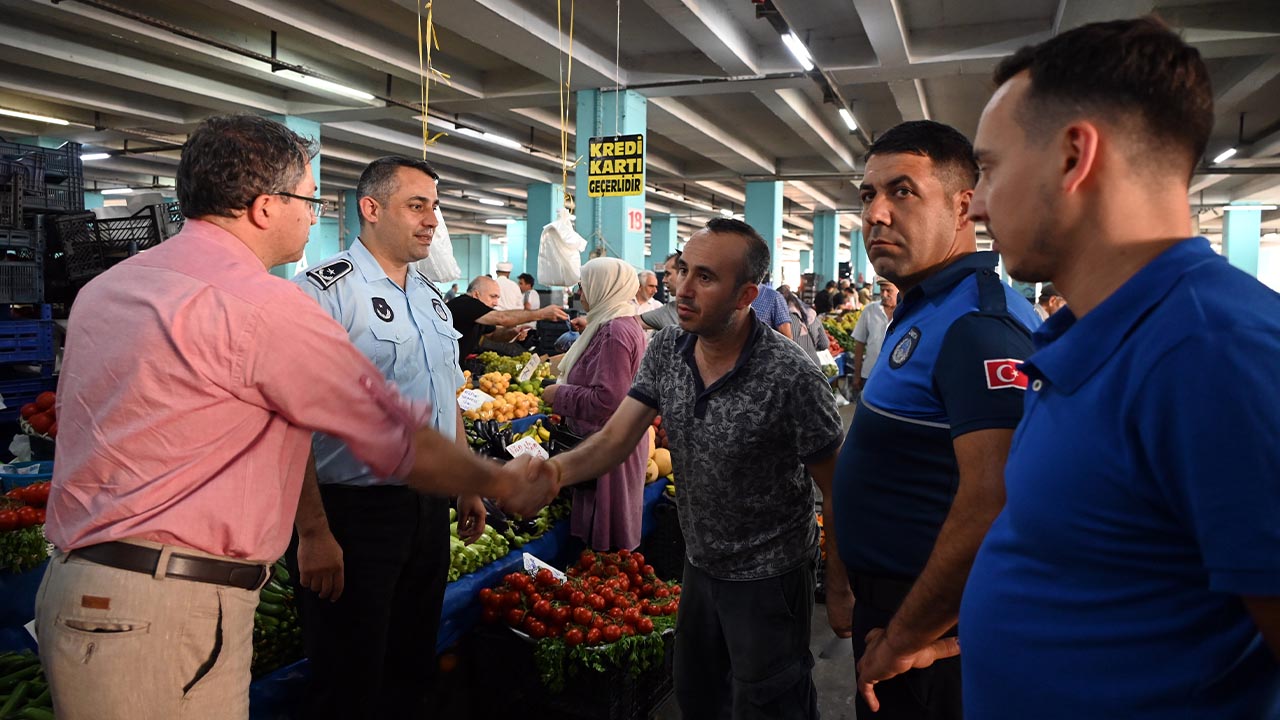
[
  {"xmin": 851, "ymin": 300, "xmax": 891, "ymax": 379},
  {"xmin": 628, "ymin": 313, "xmax": 843, "ymax": 580},
  {"xmin": 750, "ymin": 285, "xmax": 792, "ymax": 331},
  {"xmin": 292, "ymin": 240, "xmax": 465, "ymax": 487},
  {"xmin": 961, "ymin": 238, "xmax": 1280, "ymax": 719},
  {"xmin": 448, "ymin": 294, "xmax": 494, "ymax": 360},
  {"xmin": 640, "ymin": 301, "xmax": 679, "ymax": 331},
  {"xmin": 495, "ymin": 275, "xmax": 523, "ymax": 311},
  {"xmin": 834, "ymin": 252, "xmax": 1040, "ymax": 580},
  {"xmin": 523, "ymin": 289, "xmax": 540, "ymax": 310}
]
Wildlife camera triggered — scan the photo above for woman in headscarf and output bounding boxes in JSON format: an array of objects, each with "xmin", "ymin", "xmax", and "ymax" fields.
[{"xmin": 541, "ymin": 257, "xmax": 649, "ymax": 551}]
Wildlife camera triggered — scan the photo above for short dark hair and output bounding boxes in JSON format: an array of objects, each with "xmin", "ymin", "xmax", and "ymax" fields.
[
  {"xmin": 517, "ymin": 273, "xmax": 534, "ymax": 286},
  {"xmin": 993, "ymin": 16, "xmax": 1212, "ymax": 179},
  {"xmin": 177, "ymin": 115, "xmax": 318, "ymax": 219},
  {"xmin": 664, "ymin": 251, "xmax": 682, "ymax": 263},
  {"xmin": 703, "ymin": 218, "xmax": 770, "ymax": 287},
  {"xmin": 866, "ymin": 120, "xmax": 979, "ymax": 193},
  {"xmin": 356, "ymin": 156, "xmax": 440, "ymax": 211}
]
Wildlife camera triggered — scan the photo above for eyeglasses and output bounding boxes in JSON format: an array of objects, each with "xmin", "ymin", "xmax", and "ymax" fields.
[{"xmin": 272, "ymin": 192, "xmax": 330, "ymax": 215}]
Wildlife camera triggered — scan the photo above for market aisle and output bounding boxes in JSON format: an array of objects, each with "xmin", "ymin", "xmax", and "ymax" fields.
[{"xmin": 653, "ymin": 398, "xmax": 860, "ymax": 719}]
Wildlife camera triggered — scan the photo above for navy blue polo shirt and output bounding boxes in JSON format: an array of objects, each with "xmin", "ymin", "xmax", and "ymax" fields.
[
  {"xmin": 834, "ymin": 252, "xmax": 1040, "ymax": 581},
  {"xmin": 961, "ymin": 238, "xmax": 1280, "ymax": 719}
]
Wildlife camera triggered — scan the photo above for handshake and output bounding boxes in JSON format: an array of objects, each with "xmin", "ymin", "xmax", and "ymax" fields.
[{"xmin": 490, "ymin": 455, "xmax": 565, "ymax": 518}]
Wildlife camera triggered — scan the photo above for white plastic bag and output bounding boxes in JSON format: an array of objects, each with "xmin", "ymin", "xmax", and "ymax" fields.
[
  {"xmin": 537, "ymin": 207, "xmax": 587, "ymax": 286},
  {"xmin": 416, "ymin": 208, "xmax": 462, "ymax": 283}
]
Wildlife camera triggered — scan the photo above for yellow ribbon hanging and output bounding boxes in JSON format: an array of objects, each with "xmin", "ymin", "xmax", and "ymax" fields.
[
  {"xmin": 417, "ymin": 1, "xmax": 448, "ymax": 153},
  {"xmin": 558, "ymin": 0, "xmax": 576, "ymax": 210}
]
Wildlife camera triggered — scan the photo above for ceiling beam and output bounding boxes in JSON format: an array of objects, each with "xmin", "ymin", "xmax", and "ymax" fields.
[
  {"xmin": 649, "ymin": 97, "xmax": 775, "ymax": 174},
  {"xmin": 1217, "ymin": 54, "xmax": 1280, "ymax": 114},
  {"xmin": 754, "ymin": 88, "xmax": 857, "ymax": 171},
  {"xmin": 790, "ymin": 181, "xmax": 843, "ymax": 210},
  {"xmin": 0, "ymin": 70, "xmax": 189, "ymax": 126},
  {"xmin": 641, "ymin": 0, "xmax": 761, "ymax": 76},
  {"xmin": 324, "ymin": 121, "xmax": 560, "ymax": 184}
]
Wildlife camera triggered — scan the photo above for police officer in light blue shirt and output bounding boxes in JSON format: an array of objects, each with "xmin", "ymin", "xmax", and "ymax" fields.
[{"xmin": 287, "ymin": 157, "xmax": 485, "ymax": 720}]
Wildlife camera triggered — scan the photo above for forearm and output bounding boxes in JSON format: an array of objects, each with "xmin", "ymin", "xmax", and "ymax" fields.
[
  {"xmin": 852, "ymin": 342, "xmax": 866, "ymax": 376},
  {"xmin": 404, "ymin": 425, "xmax": 506, "ymax": 497},
  {"xmin": 778, "ymin": 322, "xmax": 793, "ymax": 339},
  {"xmin": 810, "ymin": 455, "xmax": 851, "ymax": 596},
  {"xmin": 478, "ymin": 308, "xmax": 542, "ymax": 327},
  {"xmin": 294, "ymin": 451, "xmax": 330, "ymax": 539},
  {"xmin": 552, "ymin": 398, "xmax": 656, "ymax": 487}
]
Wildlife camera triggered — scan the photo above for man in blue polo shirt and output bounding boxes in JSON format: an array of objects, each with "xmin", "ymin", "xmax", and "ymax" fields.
[
  {"xmin": 832, "ymin": 120, "xmax": 1040, "ymax": 719},
  {"xmin": 961, "ymin": 17, "xmax": 1280, "ymax": 719}
]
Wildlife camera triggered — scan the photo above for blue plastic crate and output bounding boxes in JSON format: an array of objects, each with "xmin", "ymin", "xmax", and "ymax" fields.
[
  {"xmin": 0, "ymin": 305, "xmax": 52, "ymax": 363},
  {"xmin": 0, "ymin": 461, "xmax": 52, "ymax": 492},
  {"xmin": 0, "ymin": 374, "xmax": 57, "ymax": 423}
]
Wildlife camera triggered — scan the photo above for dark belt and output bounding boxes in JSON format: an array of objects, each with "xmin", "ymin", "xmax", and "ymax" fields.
[
  {"xmin": 850, "ymin": 574, "xmax": 916, "ymax": 612},
  {"xmin": 71, "ymin": 542, "xmax": 270, "ymax": 591}
]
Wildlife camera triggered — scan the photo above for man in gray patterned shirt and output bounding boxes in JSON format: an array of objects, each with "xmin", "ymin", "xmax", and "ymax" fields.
[{"xmin": 545, "ymin": 218, "xmax": 847, "ymax": 719}]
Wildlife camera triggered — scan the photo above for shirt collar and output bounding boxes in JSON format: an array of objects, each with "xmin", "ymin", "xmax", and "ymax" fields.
[
  {"xmin": 349, "ymin": 238, "xmax": 391, "ymax": 285},
  {"xmin": 184, "ymin": 219, "xmax": 271, "ymax": 269},
  {"xmin": 894, "ymin": 251, "xmax": 998, "ymax": 324},
  {"xmin": 1023, "ymin": 237, "xmax": 1217, "ymax": 394}
]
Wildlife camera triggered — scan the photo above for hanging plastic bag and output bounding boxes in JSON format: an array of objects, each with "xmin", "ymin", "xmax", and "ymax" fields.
[
  {"xmin": 538, "ymin": 207, "xmax": 587, "ymax": 286},
  {"xmin": 416, "ymin": 207, "xmax": 462, "ymax": 283}
]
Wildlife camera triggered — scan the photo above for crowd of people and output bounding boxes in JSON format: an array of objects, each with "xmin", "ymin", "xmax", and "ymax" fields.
[{"xmin": 32, "ymin": 15, "xmax": 1280, "ymax": 720}]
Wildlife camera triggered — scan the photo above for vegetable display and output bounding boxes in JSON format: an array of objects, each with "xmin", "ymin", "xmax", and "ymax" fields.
[
  {"xmin": 447, "ymin": 498, "xmax": 570, "ymax": 582},
  {"xmin": 0, "ymin": 482, "xmax": 50, "ymax": 574},
  {"xmin": 0, "ymin": 651, "xmax": 52, "ymax": 719},
  {"xmin": 251, "ymin": 560, "xmax": 303, "ymax": 678}
]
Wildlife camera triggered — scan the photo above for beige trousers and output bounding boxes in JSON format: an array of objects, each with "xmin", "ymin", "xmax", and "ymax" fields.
[{"xmin": 35, "ymin": 549, "xmax": 259, "ymax": 720}]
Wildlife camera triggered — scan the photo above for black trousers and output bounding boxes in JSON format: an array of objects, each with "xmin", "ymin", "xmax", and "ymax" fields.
[
  {"xmin": 287, "ymin": 484, "xmax": 450, "ymax": 720},
  {"xmin": 851, "ymin": 579, "xmax": 962, "ymax": 720},
  {"xmin": 674, "ymin": 559, "xmax": 819, "ymax": 720}
]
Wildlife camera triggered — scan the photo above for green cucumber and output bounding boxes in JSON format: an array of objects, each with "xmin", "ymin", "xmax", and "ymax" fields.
[
  {"xmin": 256, "ymin": 601, "xmax": 287, "ymax": 618},
  {"xmin": 0, "ymin": 680, "xmax": 30, "ymax": 717},
  {"xmin": 18, "ymin": 708, "xmax": 54, "ymax": 720}
]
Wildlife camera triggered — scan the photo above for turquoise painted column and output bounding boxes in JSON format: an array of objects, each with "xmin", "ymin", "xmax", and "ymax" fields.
[
  {"xmin": 341, "ymin": 190, "xmax": 360, "ymax": 250},
  {"xmin": 852, "ymin": 229, "xmax": 869, "ymax": 284},
  {"xmin": 464, "ymin": 234, "xmax": 491, "ymax": 281},
  {"xmin": 505, "ymin": 219, "xmax": 528, "ymax": 276},
  {"xmin": 451, "ymin": 234, "xmax": 471, "ymax": 282},
  {"xmin": 83, "ymin": 192, "xmax": 104, "ymax": 210},
  {"xmin": 799, "ymin": 250, "xmax": 811, "ymax": 273},
  {"xmin": 745, "ymin": 181, "xmax": 784, "ymax": 281},
  {"xmin": 1223, "ymin": 203, "xmax": 1263, "ymax": 276},
  {"xmin": 574, "ymin": 89, "xmax": 647, "ymax": 269},
  {"xmin": 266, "ymin": 116, "xmax": 323, "ymax": 278},
  {"xmin": 649, "ymin": 214, "xmax": 678, "ymax": 270},
  {"xmin": 813, "ymin": 215, "xmax": 838, "ymax": 287},
  {"xmin": 526, "ymin": 183, "xmax": 561, "ymax": 285}
]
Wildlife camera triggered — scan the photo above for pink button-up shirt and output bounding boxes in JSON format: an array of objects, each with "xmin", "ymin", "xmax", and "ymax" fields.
[{"xmin": 47, "ymin": 220, "xmax": 423, "ymax": 562}]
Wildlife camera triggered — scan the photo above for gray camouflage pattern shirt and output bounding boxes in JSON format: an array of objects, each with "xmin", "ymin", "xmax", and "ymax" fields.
[{"xmin": 628, "ymin": 314, "xmax": 843, "ymax": 580}]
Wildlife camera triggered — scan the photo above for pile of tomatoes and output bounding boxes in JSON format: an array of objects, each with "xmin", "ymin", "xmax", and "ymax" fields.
[
  {"xmin": 0, "ymin": 481, "xmax": 49, "ymax": 531},
  {"xmin": 478, "ymin": 549, "xmax": 680, "ymax": 648},
  {"xmin": 19, "ymin": 391, "xmax": 57, "ymax": 439}
]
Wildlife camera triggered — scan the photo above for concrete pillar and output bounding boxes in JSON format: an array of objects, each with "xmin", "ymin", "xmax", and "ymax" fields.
[
  {"xmin": 649, "ymin": 214, "xmax": 678, "ymax": 271},
  {"xmin": 813, "ymin": 214, "xmax": 839, "ymax": 288},
  {"xmin": 799, "ymin": 249, "xmax": 811, "ymax": 273},
  {"xmin": 340, "ymin": 190, "xmax": 360, "ymax": 250},
  {"xmin": 525, "ymin": 183, "xmax": 562, "ymax": 285},
  {"xmin": 746, "ymin": 181, "xmax": 784, "ymax": 281},
  {"xmin": 504, "ymin": 219, "xmax": 527, "ymax": 276},
  {"xmin": 1224, "ymin": 203, "xmax": 1263, "ymax": 276},
  {"xmin": 451, "ymin": 233, "xmax": 491, "ymax": 285},
  {"xmin": 574, "ymin": 89, "xmax": 647, "ymax": 269},
  {"xmin": 266, "ymin": 116, "xmax": 325, "ymax": 278},
  {"xmin": 83, "ymin": 192, "xmax": 104, "ymax": 210}
]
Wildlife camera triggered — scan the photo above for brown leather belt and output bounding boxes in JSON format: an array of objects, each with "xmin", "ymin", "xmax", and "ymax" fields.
[{"xmin": 72, "ymin": 541, "xmax": 270, "ymax": 591}]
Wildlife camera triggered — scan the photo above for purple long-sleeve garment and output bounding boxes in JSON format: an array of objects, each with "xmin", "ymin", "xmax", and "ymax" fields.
[{"xmin": 553, "ymin": 316, "xmax": 649, "ymax": 551}]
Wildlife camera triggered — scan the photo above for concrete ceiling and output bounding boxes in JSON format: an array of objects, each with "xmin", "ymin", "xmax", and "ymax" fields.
[{"xmin": 0, "ymin": 0, "xmax": 1277, "ymax": 241}]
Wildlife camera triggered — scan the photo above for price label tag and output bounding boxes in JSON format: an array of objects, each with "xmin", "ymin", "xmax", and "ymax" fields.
[
  {"xmin": 15, "ymin": 464, "xmax": 40, "ymax": 475},
  {"xmin": 457, "ymin": 389, "xmax": 494, "ymax": 411},
  {"xmin": 816, "ymin": 349, "xmax": 837, "ymax": 366},
  {"xmin": 522, "ymin": 552, "xmax": 566, "ymax": 581},
  {"xmin": 505, "ymin": 435, "xmax": 549, "ymax": 460},
  {"xmin": 517, "ymin": 353, "xmax": 541, "ymax": 383}
]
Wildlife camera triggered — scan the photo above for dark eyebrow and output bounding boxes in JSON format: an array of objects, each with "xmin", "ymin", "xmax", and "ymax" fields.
[
  {"xmin": 859, "ymin": 174, "xmax": 916, "ymax": 192},
  {"xmin": 406, "ymin": 195, "xmax": 433, "ymax": 203}
]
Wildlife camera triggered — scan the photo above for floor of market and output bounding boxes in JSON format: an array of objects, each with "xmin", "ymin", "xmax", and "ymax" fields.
[{"xmin": 654, "ymin": 400, "xmax": 861, "ymax": 719}]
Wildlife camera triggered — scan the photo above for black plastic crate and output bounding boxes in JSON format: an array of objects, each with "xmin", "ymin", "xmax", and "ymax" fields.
[
  {"xmin": 0, "ymin": 140, "xmax": 79, "ymax": 181},
  {"xmin": 23, "ymin": 173, "xmax": 83, "ymax": 212},
  {"xmin": 52, "ymin": 206, "xmax": 167, "ymax": 282},
  {"xmin": 0, "ymin": 228, "xmax": 39, "ymax": 253},
  {"xmin": 0, "ymin": 260, "xmax": 44, "ymax": 304},
  {"xmin": 0, "ymin": 154, "xmax": 44, "ymax": 194},
  {"xmin": 0, "ymin": 175, "xmax": 23, "ymax": 229}
]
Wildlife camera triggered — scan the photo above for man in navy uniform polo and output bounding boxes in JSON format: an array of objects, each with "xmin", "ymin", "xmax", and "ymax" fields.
[
  {"xmin": 962, "ymin": 17, "xmax": 1280, "ymax": 719},
  {"xmin": 832, "ymin": 120, "xmax": 1040, "ymax": 719}
]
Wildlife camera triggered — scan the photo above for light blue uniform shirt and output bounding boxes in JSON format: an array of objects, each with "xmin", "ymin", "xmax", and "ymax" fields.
[{"xmin": 292, "ymin": 240, "xmax": 465, "ymax": 486}]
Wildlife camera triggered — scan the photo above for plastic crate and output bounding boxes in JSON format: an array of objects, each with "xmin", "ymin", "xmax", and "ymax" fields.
[
  {"xmin": 0, "ymin": 373, "xmax": 57, "ymax": 424},
  {"xmin": 0, "ymin": 140, "xmax": 79, "ymax": 182},
  {"xmin": 0, "ymin": 154, "xmax": 44, "ymax": 194},
  {"xmin": 0, "ymin": 175, "xmax": 22, "ymax": 229},
  {"xmin": 54, "ymin": 206, "xmax": 166, "ymax": 282},
  {"xmin": 0, "ymin": 261, "xmax": 44, "ymax": 304},
  {"xmin": 0, "ymin": 460, "xmax": 52, "ymax": 492},
  {"xmin": 0, "ymin": 305, "xmax": 53, "ymax": 362},
  {"xmin": 0, "ymin": 228, "xmax": 40, "ymax": 253},
  {"xmin": 23, "ymin": 172, "xmax": 83, "ymax": 212}
]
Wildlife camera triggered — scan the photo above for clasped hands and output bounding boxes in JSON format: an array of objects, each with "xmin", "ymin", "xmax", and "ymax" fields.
[{"xmin": 492, "ymin": 455, "xmax": 562, "ymax": 518}]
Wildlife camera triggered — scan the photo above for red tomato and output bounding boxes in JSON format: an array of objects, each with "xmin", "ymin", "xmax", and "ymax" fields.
[
  {"xmin": 632, "ymin": 552, "xmax": 645, "ymax": 566},
  {"xmin": 642, "ymin": 564, "xmax": 655, "ymax": 576},
  {"xmin": 34, "ymin": 392, "xmax": 55, "ymax": 412},
  {"xmin": 500, "ymin": 591, "xmax": 521, "ymax": 608},
  {"xmin": 550, "ymin": 607, "xmax": 570, "ymax": 627},
  {"xmin": 602, "ymin": 625, "xmax": 622, "ymax": 643},
  {"xmin": 16, "ymin": 506, "xmax": 39, "ymax": 528},
  {"xmin": 607, "ymin": 607, "xmax": 625, "ymax": 620},
  {"xmin": 19, "ymin": 403, "xmax": 37, "ymax": 420},
  {"xmin": 622, "ymin": 625, "xmax": 636, "ymax": 637},
  {"xmin": 591, "ymin": 615, "xmax": 606, "ymax": 630},
  {"xmin": 564, "ymin": 628, "xmax": 584, "ymax": 647},
  {"xmin": 586, "ymin": 627, "xmax": 602, "ymax": 645},
  {"xmin": 623, "ymin": 607, "xmax": 642, "ymax": 626},
  {"xmin": 572, "ymin": 607, "xmax": 593, "ymax": 625},
  {"xmin": 505, "ymin": 608, "xmax": 526, "ymax": 626},
  {"xmin": 617, "ymin": 549, "xmax": 631, "ymax": 559},
  {"xmin": 0, "ymin": 510, "xmax": 16, "ymax": 532},
  {"xmin": 33, "ymin": 509, "xmax": 45, "ymax": 525},
  {"xmin": 579, "ymin": 551, "xmax": 597, "ymax": 569},
  {"xmin": 524, "ymin": 618, "xmax": 547, "ymax": 639},
  {"xmin": 532, "ymin": 599, "xmax": 552, "ymax": 619},
  {"xmin": 481, "ymin": 608, "xmax": 501, "ymax": 624},
  {"xmin": 587, "ymin": 594, "xmax": 606, "ymax": 611},
  {"xmin": 612, "ymin": 595, "xmax": 630, "ymax": 609},
  {"xmin": 535, "ymin": 568, "xmax": 556, "ymax": 587},
  {"xmin": 637, "ymin": 617, "xmax": 654, "ymax": 634},
  {"xmin": 655, "ymin": 588, "xmax": 670, "ymax": 599},
  {"xmin": 569, "ymin": 591, "xmax": 585, "ymax": 607},
  {"xmin": 671, "ymin": 585, "xmax": 681, "ymax": 596},
  {"xmin": 479, "ymin": 588, "xmax": 499, "ymax": 609},
  {"xmin": 545, "ymin": 624, "xmax": 561, "ymax": 639},
  {"xmin": 554, "ymin": 585, "xmax": 573, "ymax": 602}
]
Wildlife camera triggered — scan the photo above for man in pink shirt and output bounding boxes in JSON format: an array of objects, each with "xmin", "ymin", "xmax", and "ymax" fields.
[{"xmin": 35, "ymin": 115, "xmax": 557, "ymax": 720}]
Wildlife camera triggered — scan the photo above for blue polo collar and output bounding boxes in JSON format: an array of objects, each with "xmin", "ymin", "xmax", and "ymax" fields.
[
  {"xmin": 1023, "ymin": 237, "xmax": 1217, "ymax": 395},
  {"xmin": 895, "ymin": 251, "xmax": 999, "ymax": 325}
]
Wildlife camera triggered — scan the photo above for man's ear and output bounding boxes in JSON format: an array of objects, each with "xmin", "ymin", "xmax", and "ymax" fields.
[
  {"xmin": 246, "ymin": 194, "xmax": 273, "ymax": 230},
  {"xmin": 738, "ymin": 282, "xmax": 760, "ymax": 310},
  {"xmin": 953, "ymin": 188, "xmax": 974, "ymax": 232},
  {"xmin": 1060, "ymin": 121, "xmax": 1100, "ymax": 195}
]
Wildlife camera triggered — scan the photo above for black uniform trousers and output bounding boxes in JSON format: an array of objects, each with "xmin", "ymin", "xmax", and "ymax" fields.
[
  {"xmin": 674, "ymin": 558, "xmax": 819, "ymax": 720},
  {"xmin": 287, "ymin": 484, "xmax": 450, "ymax": 720},
  {"xmin": 851, "ymin": 574, "xmax": 962, "ymax": 720}
]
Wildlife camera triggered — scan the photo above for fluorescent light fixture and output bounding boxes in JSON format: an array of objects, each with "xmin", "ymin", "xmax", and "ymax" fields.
[
  {"xmin": 477, "ymin": 197, "xmax": 507, "ymax": 207},
  {"xmin": 719, "ymin": 208, "xmax": 734, "ymax": 217},
  {"xmin": 420, "ymin": 116, "xmax": 523, "ymax": 151},
  {"xmin": 781, "ymin": 32, "xmax": 815, "ymax": 72},
  {"xmin": 485, "ymin": 218, "xmax": 513, "ymax": 225},
  {"xmin": 839, "ymin": 108, "xmax": 858, "ymax": 132},
  {"xmin": 1223, "ymin": 204, "xmax": 1278, "ymax": 212},
  {"xmin": 0, "ymin": 108, "xmax": 69, "ymax": 125},
  {"xmin": 100, "ymin": 188, "xmax": 134, "ymax": 195},
  {"xmin": 273, "ymin": 69, "xmax": 375, "ymax": 102},
  {"xmin": 1212, "ymin": 147, "xmax": 1238, "ymax": 164},
  {"xmin": 80, "ymin": 152, "xmax": 111, "ymax": 161}
]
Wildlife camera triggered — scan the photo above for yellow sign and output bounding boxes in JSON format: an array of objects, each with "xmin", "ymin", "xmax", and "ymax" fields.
[{"xmin": 587, "ymin": 134, "xmax": 645, "ymax": 197}]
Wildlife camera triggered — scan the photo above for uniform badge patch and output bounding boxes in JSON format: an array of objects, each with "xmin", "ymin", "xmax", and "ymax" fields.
[
  {"xmin": 984, "ymin": 358, "xmax": 1028, "ymax": 390},
  {"xmin": 888, "ymin": 326, "xmax": 921, "ymax": 369},
  {"xmin": 372, "ymin": 297, "xmax": 394, "ymax": 322},
  {"xmin": 305, "ymin": 259, "xmax": 353, "ymax": 290},
  {"xmin": 433, "ymin": 298, "xmax": 449, "ymax": 322}
]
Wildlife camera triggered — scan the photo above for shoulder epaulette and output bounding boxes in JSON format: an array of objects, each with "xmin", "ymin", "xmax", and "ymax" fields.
[{"xmin": 306, "ymin": 258, "xmax": 354, "ymax": 291}]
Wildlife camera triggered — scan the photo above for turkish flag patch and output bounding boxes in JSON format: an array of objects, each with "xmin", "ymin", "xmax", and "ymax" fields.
[{"xmin": 984, "ymin": 358, "xmax": 1029, "ymax": 390}]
